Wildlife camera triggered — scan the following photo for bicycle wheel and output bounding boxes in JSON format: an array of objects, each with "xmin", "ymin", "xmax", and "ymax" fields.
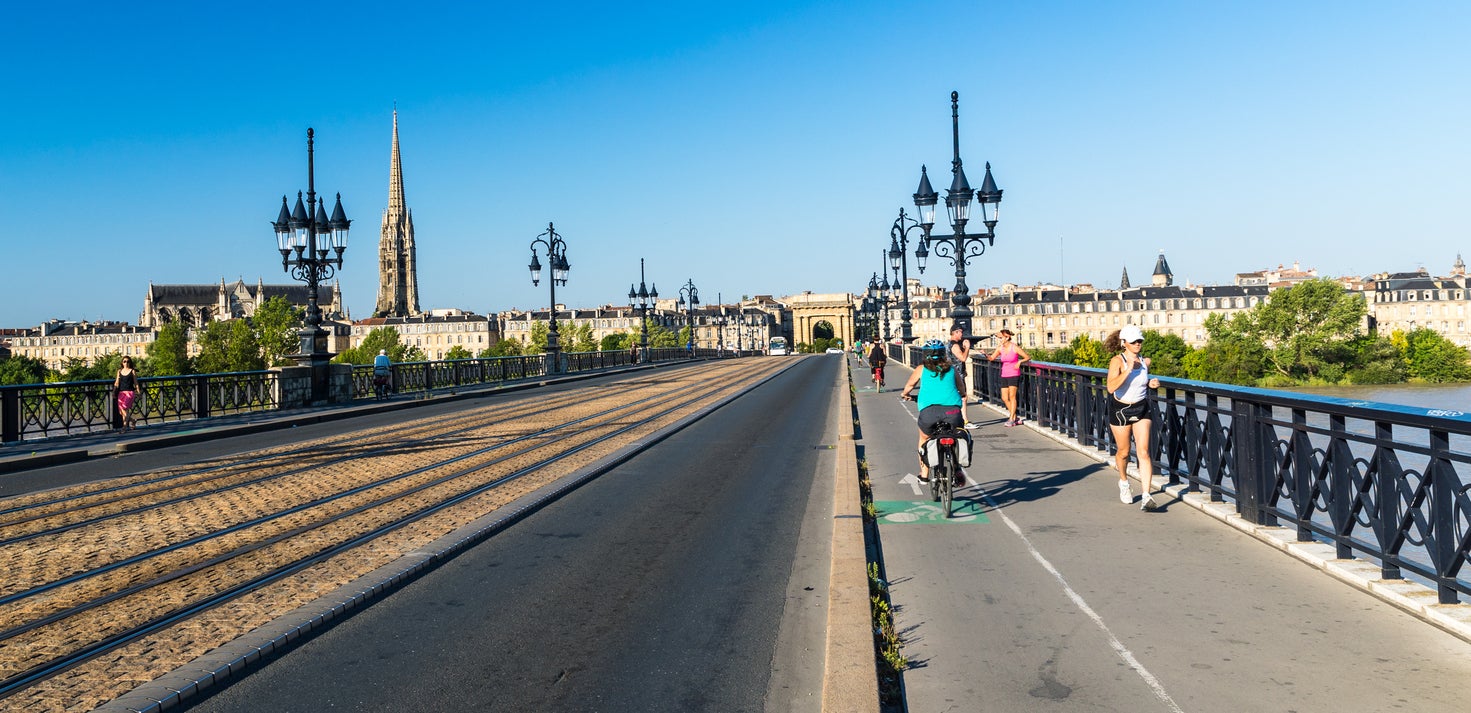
[{"xmin": 940, "ymin": 452, "xmax": 954, "ymax": 518}]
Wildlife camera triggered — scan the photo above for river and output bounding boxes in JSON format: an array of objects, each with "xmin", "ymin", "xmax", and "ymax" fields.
[{"xmin": 1285, "ymin": 382, "xmax": 1471, "ymax": 412}]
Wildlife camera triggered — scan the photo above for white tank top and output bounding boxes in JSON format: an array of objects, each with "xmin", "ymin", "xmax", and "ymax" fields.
[{"xmin": 1113, "ymin": 356, "xmax": 1150, "ymax": 403}]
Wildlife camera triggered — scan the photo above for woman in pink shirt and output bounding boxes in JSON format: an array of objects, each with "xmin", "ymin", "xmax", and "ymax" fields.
[{"xmin": 987, "ymin": 329, "xmax": 1030, "ymax": 426}]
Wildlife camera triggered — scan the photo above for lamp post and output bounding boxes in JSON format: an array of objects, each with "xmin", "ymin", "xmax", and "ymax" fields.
[
  {"xmin": 887, "ymin": 208, "xmax": 923, "ymax": 343},
  {"xmin": 528, "ymin": 222, "xmax": 570, "ymax": 374},
  {"xmin": 715, "ymin": 292, "xmax": 727, "ymax": 355},
  {"xmin": 677, "ymin": 279, "xmax": 699, "ymax": 356},
  {"xmin": 876, "ymin": 251, "xmax": 894, "ymax": 342},
  {"xmin": 910, "ymin": 91, "xmax": 1003, "ymax": 340},
  {"xmin": 271, "ymin": 127, "xmax": 351, "ymax": 404},
  {"xmin": 627, "ymin": 258, "xmax": 657, "ymax": 364}
]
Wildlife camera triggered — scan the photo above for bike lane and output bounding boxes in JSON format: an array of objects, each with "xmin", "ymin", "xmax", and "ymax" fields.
[{"xmin": 854, "ymin": 357, "xmax": 1471, "ymax": 712}]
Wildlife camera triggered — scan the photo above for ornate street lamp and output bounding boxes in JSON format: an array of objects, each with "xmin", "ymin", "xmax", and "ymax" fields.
[
  {"xmin": 910, "ymin": 91, "xmax": 1003, "ymax": 340},
  {"xmin": 887, "ymin": 208, "xmax": 924, "ymax": 342},
  {"xmin": 271, "ymin": 127, "xmax": 350, "ymax": 404},
  {"xmin": 715, "ymin": 292, "xmax": 727, "ymax": 355},
  {"xmin": 627, "ymin": 258, "xmax": 657, "ymax": 363},
  {"xmin": 875, "ymin": 251, "xmax": 894, "ymax": 342},
  {"xmin": 676, "ymin": 279, "xmax": 699, "ymax": 356},
  {"xmin": 528, "ymin": 222, "xmax": 570, "ymax": 374}
]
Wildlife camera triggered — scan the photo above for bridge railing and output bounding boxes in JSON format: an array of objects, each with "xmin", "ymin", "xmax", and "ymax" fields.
[
  {"xmin": 0, "ymin": 346, "xmax": 744, "ymax": 443},
  {"xmin": 893, "ymin": 344, "xmax": 1471, "ymax": 604},
  {"xmin": 0, "ymin": 370, "xmax": 281, "ymax": 442}
]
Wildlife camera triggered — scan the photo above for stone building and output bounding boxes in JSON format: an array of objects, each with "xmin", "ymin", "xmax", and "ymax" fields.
[
  {"xmin": 1369, "ymin": 263, "xmax": 1471, "ymax": 346},
  {"xmin": 373, "ymin": 110, "xmax": 421, "ymax": 318},
  {"xmin": 5, "ymin": 320, "xmax": 155, "ymax": 370},
  {"xmin": 350, "ymin": 310, "xmax": 495, "ymax": 362},
  {"xmin": 138, "ymin": 278, "xmax": 345, "ymax": 329}
]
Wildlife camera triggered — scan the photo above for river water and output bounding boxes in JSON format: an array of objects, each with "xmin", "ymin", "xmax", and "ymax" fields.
[{"xmin": 1286, "ymin": 382, "xmax": 1471, "ymax": 412}]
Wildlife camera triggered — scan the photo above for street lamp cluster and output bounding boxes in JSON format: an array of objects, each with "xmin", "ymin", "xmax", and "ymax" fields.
[
  {"xmin": 880, "ymin": 90, "xmax": 1003, "ymax": 344},
  {"xmin": 527, "ymin": 222, "xmax": 571, "ymax": 373},
  {"xmin": 271, "ymin": 128, "xmax": 351, "ymax": 403},
  {"xmin": 628, "ymin": 258, "xmax": 658, "ymax": 362}
]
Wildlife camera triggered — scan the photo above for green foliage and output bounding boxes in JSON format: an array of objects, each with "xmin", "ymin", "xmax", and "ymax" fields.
[
  {"xmin": 444, "ymin": 345, "xmax": 473, "ymax": 361},
  {"xmin": 1345, "ymin": 335, "xmax": 1407, "ymax": 384},
  {"xmin": 601, "ymin": 333, "xmax": 626, "ymax": 351},
  {"xmin": 253, "ymin": 296, "xmax": 303, "ymax": 367},
  {"xmin": 528, "ymin": 321, "xmax": 549, "ymax": 353},
  {"xmin": 0, "ymin": 355, "xmax": 49, "ymax": 385},
  {"xmin": 812, "ymin": 322, "xmax": 835, "ymax": 341},
  {"xmin": 1069, "ymin": 335, "xmax": 1110, "ymax": 369},
  {"xmin": 146, "ymin": 322, "xmax": 193, "ymax": 376},
  {"xmin": 646, "ymin": 321, "xmax": 680, "ymax": 348},
  {"xmin": 195, "ymin": 320, "xmax": 265, "ymax": 374},
  {"xmin": 569, "ymin": 323, "xmax": 598, "ymax": 353},
  {"xmin": 812, "ymin": 337, "xmax": 836, "ymax": 353},
  {"xmin": 479, "ymin": 338, "xmax": 525, "ymax": 357},
  {"xmin": 1182, "ymin": 337, "xmax": 1267, "ymax": 385},
  {"xmin": 1140, "ymin": 330, "xmax": 1189, "ymax": 377},
  {"xmin": 1251, "ymin": 279, "xmax": 1366, "ymax": 380},
  {"xmin": 335, "ymin": 327, "xmax": 422, "ymax": 365},
  {"xmin": 1400, "ymin": 328, "xmax": 1471, "ymax": 382}
]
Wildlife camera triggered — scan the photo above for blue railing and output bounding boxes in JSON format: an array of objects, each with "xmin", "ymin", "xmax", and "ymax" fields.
[{"xmin": 891, "ymin": 344, "xmax": 1471, "ymax": 604}]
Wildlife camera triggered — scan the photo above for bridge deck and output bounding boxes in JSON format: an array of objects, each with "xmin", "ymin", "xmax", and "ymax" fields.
[{"xmin": 858, "ymin": 357, "xmax": 1471, "ymax": 712}]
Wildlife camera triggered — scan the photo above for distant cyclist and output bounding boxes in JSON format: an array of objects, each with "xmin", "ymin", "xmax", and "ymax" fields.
[
  {"xmin": 868, "ymin": 341, "xmax": 888, "ymax": 391},
  {"xmin": 899, "ymin": 339, "xmax": 965, "ymax": 485},
  {"xmin": 372, "ymin": 349, "xmax": 392, "ymax": 398}
]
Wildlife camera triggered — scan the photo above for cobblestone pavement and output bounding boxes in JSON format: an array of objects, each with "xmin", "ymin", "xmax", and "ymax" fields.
[{"xmin": 1, "ymin": 360, "xmax": 785, "ymax": 712}]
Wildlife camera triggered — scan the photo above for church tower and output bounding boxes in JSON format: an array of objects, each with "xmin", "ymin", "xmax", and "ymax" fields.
[{"xmin": 374, "ymin": 110, "xmax": 421, "ymax": 317}]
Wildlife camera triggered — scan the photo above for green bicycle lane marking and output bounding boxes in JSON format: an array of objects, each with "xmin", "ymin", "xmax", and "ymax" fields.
[{"xmin": 874, "ymin": 500, "xmax": 990, "ymax": 524}]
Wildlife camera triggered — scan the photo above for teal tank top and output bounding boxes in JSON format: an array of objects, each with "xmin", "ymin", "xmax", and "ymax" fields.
[{"xmin": 918, "ymin": 366, "xmax": 963, "ymax": 410}]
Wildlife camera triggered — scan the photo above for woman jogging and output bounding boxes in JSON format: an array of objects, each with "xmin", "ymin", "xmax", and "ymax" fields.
[
  {"xmin": 1105, "ymin": 325, "xmax": 1161, "ymax": 510},
  {"xmin": 899, "ymin": 339, "xmax": 965, "ymax": 486},
  {"xmin": 987, "ymin": 329, "xmax": 1030, "ymax": 426}
]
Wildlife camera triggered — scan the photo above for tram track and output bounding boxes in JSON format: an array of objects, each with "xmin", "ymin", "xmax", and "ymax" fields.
[{"xmin": 0, "ymin": 359, "xmax": 787, "ymax": 711}]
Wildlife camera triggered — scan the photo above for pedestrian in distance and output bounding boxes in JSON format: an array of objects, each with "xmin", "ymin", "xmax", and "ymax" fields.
[
  {"xmin": 948, "ymin": 324, "xmax": 980, "ymax": 429},
  {"xmin": 112, "ymin": 356, "xmax": 141, "ymax": 432},
  {"xmin": 899, "ymin": 339, "xmax": 967, "ymax": 486},
  {"xmin": 1105, "ymin": 325, "xmax": 1162, "ymax": 510},
  {"xmin": 987, "ymin": 329, "xmax": 1031, "ymax": 426}
]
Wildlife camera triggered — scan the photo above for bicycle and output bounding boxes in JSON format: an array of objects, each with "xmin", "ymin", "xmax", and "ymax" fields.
[
  {"xmin": 871, "ymin": 361, "xmax": 886, "ymax": 392},
  {"xmin": 372, "ymin": 372, "xmax": 391, "ymax": 401},
  {"xmin": 923, "ymin": 420, "xmax": 966, "ymax": 518}
]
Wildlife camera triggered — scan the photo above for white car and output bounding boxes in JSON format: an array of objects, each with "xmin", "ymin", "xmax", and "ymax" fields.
[{"xmin": 825, "ymin": 347, "xmax": 843, "ymax": 354}]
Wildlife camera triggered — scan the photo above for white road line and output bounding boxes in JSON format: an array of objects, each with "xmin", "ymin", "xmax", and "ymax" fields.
[
  {"xmin": 981, "ymin": 490, "xmax": 1185, "ymax": 712},
  {"xmin": 898, "ymin": 406, "xmax": 1184, "ymax": 711}
]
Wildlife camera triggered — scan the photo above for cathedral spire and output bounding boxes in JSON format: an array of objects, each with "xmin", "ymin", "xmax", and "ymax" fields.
[{"xmin": 374, "ymin": 109, "xmax": 421, "ymax": 317}]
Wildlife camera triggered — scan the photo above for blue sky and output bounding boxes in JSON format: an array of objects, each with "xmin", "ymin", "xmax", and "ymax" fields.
[{"xmin": 3, "ymin": 1, "xmax": 1468, "ymax": 326}]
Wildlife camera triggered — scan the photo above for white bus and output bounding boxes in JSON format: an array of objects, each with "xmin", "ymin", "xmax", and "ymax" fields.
[{"xmin": 769, "ymin": 337, "xmax": 789, "ymax": 356}]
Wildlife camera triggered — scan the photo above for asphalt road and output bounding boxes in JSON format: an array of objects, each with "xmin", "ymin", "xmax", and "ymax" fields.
[{"xmin": 182, "ymin": 356, "xmax": 839, "ymax": 712}]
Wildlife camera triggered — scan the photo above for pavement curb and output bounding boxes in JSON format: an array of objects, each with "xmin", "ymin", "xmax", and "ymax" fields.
[
  {"xmin": 823, "ymin": 360, "xmax": 880, "ymax": 713},
  {"xmin": 988, "ymin": 400, "xmax": 1471, "ymax": 646}
]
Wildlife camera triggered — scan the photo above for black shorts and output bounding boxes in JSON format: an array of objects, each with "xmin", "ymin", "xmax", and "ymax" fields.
[
  {"xmin": 918, "ymin": 404, "xmax": 964, "ymax": 434},
  {"xmin": 1000, "ymin": 375, "xmax": 1019, "ymax": 388},
  {"xmin": 1108, "ymin": 396, "xmax": 1150, "ymax": 427}
]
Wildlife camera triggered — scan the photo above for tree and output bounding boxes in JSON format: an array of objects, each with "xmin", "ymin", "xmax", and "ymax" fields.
[
  {"xmin": 569, "ymin": 323, "xmax": 598, "ymax": 353},
  {"xmin": 647, "ymin": 322, "xmax": 680, "ymax": 348},
  {"xmin": 1249, "ymin": 279, "xmax": 1366, "ymax": 381},
  {"xmin": 335, "ymin": 327, "xmax": 423, "ymax": 365},
  {"xmin": 444, "ymin": 345, "xmax": 473, "ymax": 361},
  {"xmin": 0, "ymin": 355, "xmax": 49, "ymax": 386},
  {"xmin": 601, "ymin": 333, "xmax": 632, "ymax": 351},
  {"xmin": 195, "ymin": 320, "xmax": 264, "ymax": 373},
  {"xmin": 1139, "ymin": 331, "xmax": 1189, "ymax": 378},
  {"xmin": 480, "ymin": 339, "xmax": 525, "ymax": 357},
  {"xmin": 1400, "ymin": 328, "xmax": 1471, "ymax": 382},
  {"xmin": 146, "ymin": 322, "xmax": 192, "ymax": 376},
  {"xmin": 1068, "ymin": 335, "xmax": 1110, "ymax": 369},
  {"xmin": 527, "ymin": 322, "xmax": 549, "ymax": 353},
  {"xmin": 1344, "ymin": 335, "xmax": 1405, "ymax": 385},
  {"xmin": 252, "ymin": 296, "xmax": 303, "ymax": 367}
]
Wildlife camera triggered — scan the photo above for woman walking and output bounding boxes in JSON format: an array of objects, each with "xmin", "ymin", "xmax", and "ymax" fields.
[
  {"xmin": 113, "ymin": 356, "xmax": 141, "ymax": 433},
  {"xmin": 1105, "ymin": 325, "xmax": 1161, "ymax": 510},
  {"xmin": 987, "ymin": 329, "xmax": 1030, "ymax": 426}
]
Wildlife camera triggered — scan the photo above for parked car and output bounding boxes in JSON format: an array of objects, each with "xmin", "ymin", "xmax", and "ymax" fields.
[{"xmin": 825, "ymin": 347, "xmax": 843, "ymax": 354}]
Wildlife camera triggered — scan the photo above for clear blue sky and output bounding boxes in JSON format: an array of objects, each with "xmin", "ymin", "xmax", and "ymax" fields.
[{"xmin": 3, "ymin": 1, "xmax": 1468, "ymax": 327}]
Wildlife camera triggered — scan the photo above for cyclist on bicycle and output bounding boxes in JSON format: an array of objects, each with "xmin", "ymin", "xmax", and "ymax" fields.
[
  {"xmin": 372, "ymin": 349, "xmax": 392, "ymax": 397},
  {"xmin": 868, "ymin": 341, "xmax": 888, "ymax": 391},
  {"xmin": 899, "ymin": 338, "xmax": 966, "ymax": 485}
]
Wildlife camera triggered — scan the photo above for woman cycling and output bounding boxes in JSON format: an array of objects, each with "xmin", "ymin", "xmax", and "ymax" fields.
[
  {"xmin": 868, "ymin": 341, "xmax": 888, "ymax": 391},
  {"xmin": 899, "ymin": 339, "xmax": 965, "ymax": 485}
]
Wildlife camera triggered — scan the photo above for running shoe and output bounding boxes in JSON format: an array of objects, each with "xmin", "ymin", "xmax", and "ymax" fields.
[
  {"xmin": 1141, "ymin": 495, "xmax": 1158, "ymax": 511},
  {"xmin": 1118, "ymin": 480, "xmax": 1132, "ymax": 504},
  {"xmin": 1003, "ymin": 421, "xmax": 1015, "ymax": 428},
  {"xmin": 965, "ymin": 421, "xmax": 981, "ymax": 430}
]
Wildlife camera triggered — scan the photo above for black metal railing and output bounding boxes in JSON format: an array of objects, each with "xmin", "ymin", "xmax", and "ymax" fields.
[
  {"xmin": 896, "ymin": 344, "xmax": 1471, "ymax": 605},
  {"xmin": 0, "ymin": 371, "xmax": 281, "ymax": 443}
]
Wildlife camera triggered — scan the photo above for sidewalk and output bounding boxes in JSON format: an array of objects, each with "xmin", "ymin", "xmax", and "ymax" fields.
[{"xmin": 852, "ymin": 356, "xmax": 1471, "ymax": 712}]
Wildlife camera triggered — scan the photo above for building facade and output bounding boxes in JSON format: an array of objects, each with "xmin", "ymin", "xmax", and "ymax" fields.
[
  {"xmin": 350, "ymin": 311, "xmax": 495, "ymax": 361},
  {"xmin": 5, "ymin": 320, "xmax": 156, "ymax": 370},
  {"xmin": 138, "ymin": 278, "xmax": 345, "ymax": 329},
  {"xmin": 373, "ymin": 110, "xmax": 421, "ymax": 318}
]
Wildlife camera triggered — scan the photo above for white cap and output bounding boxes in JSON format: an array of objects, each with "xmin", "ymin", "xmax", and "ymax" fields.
[{"xmin": 1120, "ymin": 325, "xmax": 1143, "ymax": 343}]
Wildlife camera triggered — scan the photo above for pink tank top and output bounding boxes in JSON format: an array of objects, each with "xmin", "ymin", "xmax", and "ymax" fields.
[{"xmin": 999, "ymin": 346, "xmax": 1021, "ymax": 378}]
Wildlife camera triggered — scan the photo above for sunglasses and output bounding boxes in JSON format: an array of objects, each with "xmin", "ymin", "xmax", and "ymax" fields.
[{"xmin": 1128, "ymin": 339, "xmax": 1144, "ymax": 345}]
